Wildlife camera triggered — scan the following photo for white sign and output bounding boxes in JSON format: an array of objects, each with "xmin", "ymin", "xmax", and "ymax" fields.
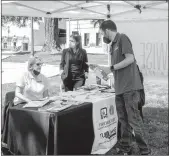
[{"xmin": 91, "ymin": 95, "xmax": 118, "ymax": 154}]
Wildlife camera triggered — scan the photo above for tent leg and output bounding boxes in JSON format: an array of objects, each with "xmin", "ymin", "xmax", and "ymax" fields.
[
  {"xmin": 66, "ymin": 18, "xmax": 71, "ymax": 48},
  {"xmin": 31, "ymin": 17, "xmax": 34, "ymax": 56},
  {"xmin": 69, "ymin": 18, "xmax": 71, "ymax": 36}
]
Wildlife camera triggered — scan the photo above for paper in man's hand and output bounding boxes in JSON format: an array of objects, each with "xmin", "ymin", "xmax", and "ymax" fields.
[{"xmin": 89, "ymin": 64, "xmax": 112, "ymax": 81}]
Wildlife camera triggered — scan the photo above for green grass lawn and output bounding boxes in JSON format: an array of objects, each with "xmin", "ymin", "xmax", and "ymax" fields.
[
  {"xmin": 2, "ymin": 52, "xmax": 168, "ymax": 155},
  {"xmin": 3, "ymin": 51, "xmax": 109, "ymax": 65}
]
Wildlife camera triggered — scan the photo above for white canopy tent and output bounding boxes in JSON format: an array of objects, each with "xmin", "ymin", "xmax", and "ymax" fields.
[
  {"xmin": 2, "ymin": 1, "xmax": 168, "ymax": 19},
  {"xmin": 1, "ymin": 2, "xmax": 168, "ymax": 152},
  {"xmin": 2, "ymin": 1, "xmax": 168, "ymax": 55}
]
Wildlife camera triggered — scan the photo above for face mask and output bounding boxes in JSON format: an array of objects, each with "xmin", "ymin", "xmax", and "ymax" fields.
[
  {"xmin": 103, "ymin": 37, "xmax": 111, "ymax": 44},
  {"xmin": 33, "ymin": 70, "xmax": 40, "ymax": 76}
]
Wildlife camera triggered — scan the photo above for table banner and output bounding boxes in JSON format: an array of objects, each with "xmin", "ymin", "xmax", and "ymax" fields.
[{"xmin": 91, "ymin": 96, "xmax": 118, "ymax": 154}]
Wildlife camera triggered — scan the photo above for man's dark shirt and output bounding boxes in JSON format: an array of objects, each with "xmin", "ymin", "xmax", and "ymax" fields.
[{"xmin": 110, "ymin": 33, "xmax": 143, "ymax": 95}]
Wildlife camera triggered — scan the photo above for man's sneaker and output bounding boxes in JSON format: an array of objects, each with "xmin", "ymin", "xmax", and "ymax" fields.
[
  {"xmin": 116, "ymin": 148, "xmax": 133, "ymax": 155},
  {"xmin": 140, "ymin": 149, "xmax": 151, "ymax": 155}
]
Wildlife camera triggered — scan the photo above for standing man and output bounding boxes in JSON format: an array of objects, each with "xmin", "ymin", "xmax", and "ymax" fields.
[{"xmin": 99, "ymin": 20, "xmax": 150, "ymax": 155}]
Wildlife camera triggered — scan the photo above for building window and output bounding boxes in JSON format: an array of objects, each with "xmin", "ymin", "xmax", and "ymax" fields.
[
  {"xmin": 59, "ymin": 29, "xmax": 66, "ymax": 37},
  {"xmin": 72, "ymin": 31, "xmax": 79, "ymax": 35},
  {"xmin": 84, "ymin": 33, "xmax": 90, "ymax": 46},
  {"xmin": 96, "ymin": 33, "xmax": 102, "ymax": 46}
]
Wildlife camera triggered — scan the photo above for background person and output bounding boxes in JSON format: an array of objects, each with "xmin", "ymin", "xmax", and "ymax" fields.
[
  {"xmin": 22, "ymin": 35, "xmax": 29, "ymax": 51},
  {"xmin": 60, "ymin": 34, "xmax": 89, "ymax": 91},
  {"xmin": 12, "ymin": 35, "xmax": 17, "ymax": 49},
  {"xmin": 3, "ymin": 36, "xmax": 8, "ymax": 49}
]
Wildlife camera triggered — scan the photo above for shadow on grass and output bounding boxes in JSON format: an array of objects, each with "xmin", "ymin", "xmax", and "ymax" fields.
[{"xmin": 106, "ymin": 106, "xmax": 168, "ymax": 155}]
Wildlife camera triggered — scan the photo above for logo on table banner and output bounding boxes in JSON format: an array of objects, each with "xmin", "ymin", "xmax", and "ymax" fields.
[
  {"xmin": 100, "ymin": 127, "xmax": 117, "ymax": 139},
  {"xmin": 100, "ymin": 107, "xmax": 108, "ymax": 119},
  {"xmin": 109, "ymin": 105, "xmax": 114, "ymax": 116},
  {"xmin": 99, "ymin": 117, "xmax": 116, "ymax": 129}
]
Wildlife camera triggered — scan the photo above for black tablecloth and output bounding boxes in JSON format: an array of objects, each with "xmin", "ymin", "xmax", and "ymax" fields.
[{"xmin": 3, "ymin": 103, "xmax": 94, "ymax": 155}]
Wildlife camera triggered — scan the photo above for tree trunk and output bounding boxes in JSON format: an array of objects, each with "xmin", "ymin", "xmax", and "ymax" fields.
[
  {"xmin": 44, "ymin": 18, "xmax": 60, "ymax": 52},
  {"xmin": 44, "ymin": 18, "xmax": 53, "ymax": 52},
  {"xmin": 53, "ymin": 18, "xmax": 60, "ymax": 49}
]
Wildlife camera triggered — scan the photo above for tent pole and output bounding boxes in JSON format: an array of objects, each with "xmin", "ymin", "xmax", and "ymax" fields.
[
  {"xmin": 66, "ymin": 18, "xmax": 71, "ymax": 48},
  {"xmin": 69, "ymin": 18, "xmax": 71, "ymax": 36},
  {"xmin": 31, "ymin": 17, "xmax": 34, "ymax": 56},
  {"xmin": 107, "ymin": 3, "xmax": 111, "ymax": 66}
]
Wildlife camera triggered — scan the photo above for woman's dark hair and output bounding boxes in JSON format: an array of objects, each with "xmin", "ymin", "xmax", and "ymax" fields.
[
  {"xmin": 99, "ymin": 20, "xmax": 117, "ymax": 32},
  {"xmin": 70, "ymin": 34, "xmax": 82, "ymax": 49}
]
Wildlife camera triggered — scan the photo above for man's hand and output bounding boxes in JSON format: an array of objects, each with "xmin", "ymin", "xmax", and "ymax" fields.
[{"xmin": 85, "ymin": 72, "xmax": 88, "ymax": 79}]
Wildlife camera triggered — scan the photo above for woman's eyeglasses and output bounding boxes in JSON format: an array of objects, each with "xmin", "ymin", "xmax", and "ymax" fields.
[{"xmin": 36, "ymin": 63, "xmax": 43, "ymax": 66}]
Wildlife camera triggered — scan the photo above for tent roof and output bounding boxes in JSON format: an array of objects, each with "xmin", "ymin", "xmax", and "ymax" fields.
[{"xmin": 2, "ymin": 1, "xmax": 168, "ymax": 20}]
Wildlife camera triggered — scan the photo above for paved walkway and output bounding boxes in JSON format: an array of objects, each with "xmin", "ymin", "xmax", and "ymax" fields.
[{"xmin": 2, "ymin": 55, "xmax": 12, "ymax": 60}]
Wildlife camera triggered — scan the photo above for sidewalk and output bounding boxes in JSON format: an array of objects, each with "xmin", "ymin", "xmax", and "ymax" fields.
[
  {"xmin": 2, "ymin": 55, "xmax": 13, "ymax": 60},
  {"xmin": 2, "ymin": 46, "xmax": 43, "ymax": 54}
]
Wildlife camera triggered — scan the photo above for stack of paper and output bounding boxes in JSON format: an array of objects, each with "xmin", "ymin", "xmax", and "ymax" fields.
[
  {"xmin": 38, "ymin": 100, "xmax": 73, "ymax": 112},
  {"xmin": 23, "ymin": 99, "xmax": 51, "ymax": 108}
]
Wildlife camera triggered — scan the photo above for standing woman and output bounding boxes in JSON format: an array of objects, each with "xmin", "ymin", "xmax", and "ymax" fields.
[{"xmin": 60, "ymin": 35, "xmax": 89, "ymax": 91}]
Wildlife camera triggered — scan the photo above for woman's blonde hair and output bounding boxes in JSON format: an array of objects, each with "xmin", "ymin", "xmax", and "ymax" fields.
[
  {"xmin": 27, "ymin": 56, "xmax": 42, "ymax": 71},
  {"xmin": 70, "ymin": 34, "xmax": 82, "ymax": 49}
]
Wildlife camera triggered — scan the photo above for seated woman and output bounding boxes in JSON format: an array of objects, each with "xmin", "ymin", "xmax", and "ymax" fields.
[
  {"xmin": 14, "ymin": 56, "xmax": 50, "ymax": 105},
  {"xmin": 1, "ymin": 56, "xmax": 50, "ymax": 146},
  {"xmin": 60, "ymin": 34, "xmax": 89, "ymax": 91}
]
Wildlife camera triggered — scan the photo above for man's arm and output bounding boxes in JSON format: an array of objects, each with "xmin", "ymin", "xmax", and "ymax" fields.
[
  {"xmin": 113, "ymin": 53, "xmax": 134, "ymax": 70},
  {"xmin": 111, "ymin": 34, "xmax": 135, "ymax": 71}
]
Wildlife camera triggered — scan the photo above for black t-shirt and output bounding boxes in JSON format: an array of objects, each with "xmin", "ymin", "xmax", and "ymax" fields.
[
  {"xmin": 69, "ymin": 49, "xmax": 85, "ymax": 80},
  {"xmin": 60, "ymin": 48, "xmax": 89, "ymax": 80}
]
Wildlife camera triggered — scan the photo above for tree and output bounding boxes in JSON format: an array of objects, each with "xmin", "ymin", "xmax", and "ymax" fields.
[
  {"xmin": 2, "ymin": 16, "xmax": 42, "ymax": 55},
  {"xmin": 44, "ymin": 18, "xmax": 60, "ymax": 53},
  {"xmin": 90, "ymin": 19, "xmax": 104, "ymax": 28},
  {"xmin": 2, "ymin": 16, "xmax": 42, "ymax": 28},
  {"xmin": 2, "ymin": 16, "xmax": 60, "ymax": 55}
]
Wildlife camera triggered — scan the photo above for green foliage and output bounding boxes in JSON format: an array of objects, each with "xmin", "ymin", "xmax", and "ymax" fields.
[
  {"xmin": 90, "ymin": 19, "xmax": 104, "ymax": 28},
  {"xmin": 2, "ymin": 16, "xmax": 42, "ymax": 28}
]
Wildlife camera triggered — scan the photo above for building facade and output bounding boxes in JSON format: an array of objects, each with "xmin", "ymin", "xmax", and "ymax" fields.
[{"xmin": 66, "ymin": 19, "xmax": 168, "ymax": 77}]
